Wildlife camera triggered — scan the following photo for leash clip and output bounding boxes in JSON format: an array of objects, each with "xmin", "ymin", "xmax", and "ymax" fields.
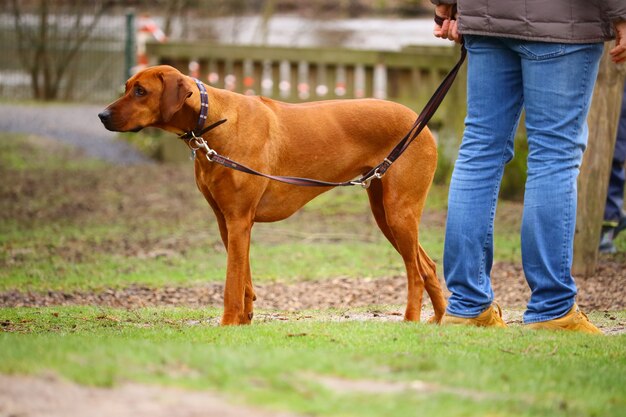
[
  {"xmin": 195, "ymin": 136, "xmax": 217, "ymax": 161},
  {"xmin": 353, "ymin": 158, "xmax": 392, "ymax": 189},
  {"xmin": 185, "ymin": 132, "xmax": 217, "ymax": 161},
  {"xmin": 351, "ymin": 171, "xmax": 376, "ymax": 189}
]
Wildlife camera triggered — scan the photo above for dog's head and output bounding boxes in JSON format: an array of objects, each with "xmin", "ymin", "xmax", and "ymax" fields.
[{"xmin": 98, "ymin": 65, "xmax": 195, "ymax": 133}]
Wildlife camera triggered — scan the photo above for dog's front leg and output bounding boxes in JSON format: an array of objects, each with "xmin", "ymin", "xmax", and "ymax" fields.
[{"xmin": 221, "ymin": 217, "xmax": 254, "ymax": 325}]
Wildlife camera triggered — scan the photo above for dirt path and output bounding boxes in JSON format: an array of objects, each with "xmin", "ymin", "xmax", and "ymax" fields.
[
  {"xmin": 3, "ymin": 261, "xmax": 625, "ymax": 333},
  {"xmin": 3, "ymin": 261, "xmax": 625, "ymax": 312},
  {"xmin": 0, "ymin": 103, "xmax": 149, "ymax": 164},
  {"xmin": 0, "ymin": 374, "xmax": 299, "ymax": 417}
]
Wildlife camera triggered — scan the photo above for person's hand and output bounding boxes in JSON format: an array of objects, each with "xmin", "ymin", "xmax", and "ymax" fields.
[
  {"xmin": 433, "ymin": 4, "xmax": 461, "ymax": 43},
  {"xmin": 610, "ymin": 20, "xmax": 626, "ymax": 64}
]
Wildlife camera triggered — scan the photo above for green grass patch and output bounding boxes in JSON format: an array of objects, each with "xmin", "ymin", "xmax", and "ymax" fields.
[
  {"xmin": 1, "ymin": 306, "xmax": 625, "ymax": 417},
  {"xmin": 1, "ymin": 240, "xmax": 404, "ymax": 292},
  {"xmin": 0, "ymin": 129, "xmax": 524, "ymax": 293},
  {"xmin": 1, "ymin": 132, "xmax": 460, "ymax": 293}
]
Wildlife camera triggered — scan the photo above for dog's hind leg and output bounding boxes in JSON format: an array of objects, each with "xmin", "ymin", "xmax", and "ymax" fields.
[
  {"xmin": 367, "ymin": 180, "xmax": 400, "ymax": 248},
  {"xmin": 367, "ymin": 180, "xmax": 424, "ymax": 322},
  {"xmin": 368, "ymin": 176, "xmax": 446, "ymax": 323},
  {"xmin": 418, "ymin": 243, "xmax": 446, "ymax": 323}
]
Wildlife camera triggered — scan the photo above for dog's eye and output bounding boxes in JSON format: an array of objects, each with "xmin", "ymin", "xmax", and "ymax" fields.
[{"xmin": 134, "ymin": 86, "xmax": 146, "ymax": 97}]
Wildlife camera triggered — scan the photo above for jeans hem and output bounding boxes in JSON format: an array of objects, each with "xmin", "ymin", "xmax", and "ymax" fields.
[
  {"xmin": 446, "ymin": 303, "xmax": 493, "ymax": 319},
  {"xmin": 522, "ymin": 300, "xmax": 575, "ymax": 324}
]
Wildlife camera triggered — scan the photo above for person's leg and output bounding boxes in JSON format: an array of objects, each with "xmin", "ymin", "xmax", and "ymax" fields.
[
  {"xmin": 443, "ymin": 35, "xmax": 524, "ymax": 318},
  {"xmin": 515, "ymin": 41, "xmax": 603, "ymax": 324},
  {"xmin": 604, "ymin": 82, "xmax": 626, "ymax": 224},
  {"xmin": 614, "ymin": 110, "xmax": 626, "ymax": 239},
  {"xmin": 604, "ymin": 161, "xmax": 625, "ymax": 224},
  {"xmin": 601, "ymin": 157, "xmax": 626, "ymax": 252},
  {"xmin": 600, "ymin": 83, "xmax": 626, "ymax": 253}
]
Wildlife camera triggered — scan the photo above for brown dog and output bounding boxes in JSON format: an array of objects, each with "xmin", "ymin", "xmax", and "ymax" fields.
[{"xmin": 99, "ymin": 65, "xmax": 446, "ymax": 325}]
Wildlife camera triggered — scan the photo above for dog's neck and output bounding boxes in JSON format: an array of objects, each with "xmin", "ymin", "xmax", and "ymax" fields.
[
  {"xmin": 156, "ymin": 78, "xmax": 216, "ymax": 137},
  {"xmin": 172, "ymin": 79, "xmax": 228, "ymax": 142}
]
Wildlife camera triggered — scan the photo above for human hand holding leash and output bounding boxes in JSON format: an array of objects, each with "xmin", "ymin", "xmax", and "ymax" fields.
[{"xmin": 433, "ymin": 4, "xmax": 461, "ymax": 43}]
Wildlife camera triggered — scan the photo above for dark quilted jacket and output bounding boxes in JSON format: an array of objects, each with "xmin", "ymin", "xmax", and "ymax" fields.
[{"xmin": 431, "ymin": 0, "xmax": 626, "ymax": 43}]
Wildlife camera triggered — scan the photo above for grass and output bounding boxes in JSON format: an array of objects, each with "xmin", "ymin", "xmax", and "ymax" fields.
[
  {"xmin": 2, "ymin": 239, "xmax": 410, "ymax": 292},
  {"xmin": 0, "ymin": 133, "xmax": 529, "ymax": 293},
  {"xmin": 1, "ymin": 306, "xmax": 625, "ymax": 417},
  {"xmin": 2, "ymin": 131, "xmax": 626, "ymax": 417}
]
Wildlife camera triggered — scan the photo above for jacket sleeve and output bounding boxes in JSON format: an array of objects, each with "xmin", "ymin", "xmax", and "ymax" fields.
[{"xmin": 605, "ymin": 0, "xmax": 626, "ymax": 22}]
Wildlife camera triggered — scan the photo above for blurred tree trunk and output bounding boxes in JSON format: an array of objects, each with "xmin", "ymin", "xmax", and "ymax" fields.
[
  {"xmin": 163, "ymin": 0, "xmax": 191, "ymax": 38},
  {"xmin": 10, "ymin": 0, "xmax": 111, "ymax": 101},
  {"xmin": 253, "ymin": 0, "xmax": 276, "ymax": 44},
  {"xmin": 573, "ymin": 44, "xmax": 626, "ymax": 277}
]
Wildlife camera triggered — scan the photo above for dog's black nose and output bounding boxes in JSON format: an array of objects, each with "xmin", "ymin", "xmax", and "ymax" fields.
[{"xmin": 98, "ymin": 109, "xmax": 111, "ymax": 124}]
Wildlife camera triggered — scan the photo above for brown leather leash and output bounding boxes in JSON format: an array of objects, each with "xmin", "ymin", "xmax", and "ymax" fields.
[{"xmin": 181, "ymin": 42, "xmax": 466, "ymax": 189}]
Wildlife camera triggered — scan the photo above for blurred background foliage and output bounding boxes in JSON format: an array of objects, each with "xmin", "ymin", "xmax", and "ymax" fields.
[{"xmin": 2, "ymin": 0, "xmax": 528, "ymax": 199}]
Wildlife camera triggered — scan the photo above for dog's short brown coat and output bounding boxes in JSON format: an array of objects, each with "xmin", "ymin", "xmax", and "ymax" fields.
[{"xmin": 100, "ymin": 65, "xmax": 446, "ymax": 325}]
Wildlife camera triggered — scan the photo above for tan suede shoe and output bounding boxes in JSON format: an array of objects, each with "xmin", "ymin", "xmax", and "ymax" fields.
[
  {"xmin": 526, "ymin": 304, "xmax": 602, "ymax": 334},
  {"xmin": 441, "ymin": 303, "xmax": 508, "ymax": 328}
]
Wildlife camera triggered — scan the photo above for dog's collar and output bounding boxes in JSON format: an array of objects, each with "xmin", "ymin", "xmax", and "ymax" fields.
[
  {"xmin": 193, "ymin": 78, "xmax": 209, "ymax": 132},
  {"xmin": 179, "ymin": 78, "xmax": 227, "ymax": 141}
]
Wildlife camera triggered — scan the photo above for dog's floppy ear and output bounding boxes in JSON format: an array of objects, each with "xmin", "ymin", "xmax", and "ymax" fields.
[{"xmin": 159, "ymin": 70, "xmax": 193, "ymax": 123}]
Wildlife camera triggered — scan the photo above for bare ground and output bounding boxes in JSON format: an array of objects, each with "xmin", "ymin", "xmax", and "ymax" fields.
[
  {"xmin": 2, "ymin": 262, "xmax": 625, "ymax": 334},
  {"xmin": 0, "ymin": 374, "xmax": 300, "ymax": 417},
  {"xmin": 0, "ymin": 371, "xmax": 528, "ymax": 417},
  {"xmin": 2, "ymin": 260, "xmax": 625, "ymax": 312}
]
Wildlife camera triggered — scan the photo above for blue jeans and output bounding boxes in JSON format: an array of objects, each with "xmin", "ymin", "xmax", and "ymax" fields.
[
  {"xmin": 604, "ymin": 82, "xmax": 626, "ymax": 222},
  {"xmin": 443, "ymin": 36, "xmax": 603, "ymax": 324}
]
